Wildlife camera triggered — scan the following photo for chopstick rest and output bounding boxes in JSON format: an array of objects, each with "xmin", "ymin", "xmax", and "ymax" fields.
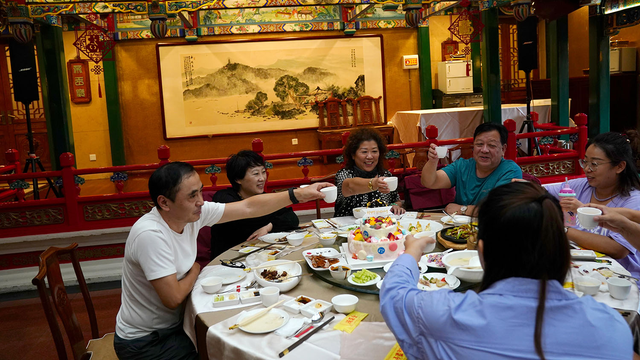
[
  {"xmin": 278, "ymin": 316, "xmax": 335, "ymax": 357},
  {"xmin": 229, "ymin": 299, "xmax": 287, "ymax": 330}
]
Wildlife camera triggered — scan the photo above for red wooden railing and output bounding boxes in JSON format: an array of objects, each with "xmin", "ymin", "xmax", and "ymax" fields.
[{"xmin": 0, "ymin": 115, "xmax": 588, "ymax": 239}]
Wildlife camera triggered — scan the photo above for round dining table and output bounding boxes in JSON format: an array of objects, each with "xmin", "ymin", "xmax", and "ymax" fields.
[{"xmin": 185, "ymin": 213, "xmax": 640, "ymax": 360}]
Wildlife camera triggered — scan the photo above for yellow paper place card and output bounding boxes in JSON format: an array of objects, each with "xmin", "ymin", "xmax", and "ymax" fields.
[
  {"xmin": 333, "ymin": 311, "xmax": 368, "ymax": 333},
  {"xmin": 384, "ymin": 343, "xmax": 407, "ymax": 360}
]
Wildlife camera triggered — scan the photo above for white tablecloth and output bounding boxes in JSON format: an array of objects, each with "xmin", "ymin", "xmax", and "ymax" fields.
[
  {"xmin": 391, "ymin": 103, "xmax": 552, "ymax": 145},
  {"xmin": 570, "ymin": 259, "xmax": 639, "ymax": 312}
]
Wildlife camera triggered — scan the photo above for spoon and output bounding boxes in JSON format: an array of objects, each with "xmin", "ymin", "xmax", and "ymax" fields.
[
  {"xmin": 287, "ymin": 312, "xmax": 324, "ymax": 339},
  {"xmin": 442, "ymin": 210, "xmax": 458, "ymax": 224}
]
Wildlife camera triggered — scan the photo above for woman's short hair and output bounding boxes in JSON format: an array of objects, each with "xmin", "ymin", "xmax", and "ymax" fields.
[
  {"xmin": 148, "ymin": 162, "xmax": 197, "ymax": 209},
  {"xmin": 587, "ymin": 132, "xmax": 640, "ymax": 196},
  {"xmin": 343, "ymin": 127, "xmax": 387, "ymax": 174},
  {"xmin": 226, "ymin": 150, "xmax": 265, "ymax": 192},
  {"xmin": 477, "ymin": 181, "xmax": 570, "ymax": 359}
]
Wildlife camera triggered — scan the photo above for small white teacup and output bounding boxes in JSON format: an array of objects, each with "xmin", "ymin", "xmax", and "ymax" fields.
[
  {"xmin": 383, "ymin": 177, "xmax": 398, "ymax": 191},
  {"xmin": 435, "ymin": 146, "xmax": 448, "ymax": 158},
  {"xmin": 320, "ymin": 186, "xmax": 337, "ymax": 203},
  {"xmin": 577, "ymin": 207, "xmax": 602, "ymax": 230},
  {"xmin": 414, "ymin": 231, "xmax": 436, "ymax": 253},
  {"xmin": 607, "ymin": 277, "xmax": 632, "ymax": 300},
  {"xmin": 259, "ymin": 286, "xmax": 280, "ymax": 307}
]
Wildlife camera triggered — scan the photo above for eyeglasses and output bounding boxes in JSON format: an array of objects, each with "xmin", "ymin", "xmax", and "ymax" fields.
[{"xmin": 579, "ymin": 159, "xmax": 612, "ymax": 172}]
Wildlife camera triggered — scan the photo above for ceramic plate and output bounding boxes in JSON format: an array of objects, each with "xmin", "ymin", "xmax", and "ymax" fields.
[
  {"xmin": 303, "ymin": 248, "xmax": 344, "ymax": 271},
  {"xmin": 208, "ymin": 267, "xmax": 247, "ymax": 285},
  {"xmin": 398, "ymin": 220, "xmax": 444, "ymax": 234},
  {"xmin": 258, "ymin": 232, "xmax": 291, "ymax": 244},
  {"xmin": 417, "ymin": 273, "xmax": 460, "ymax": 291},
  {"xmin": 237, "ymin": 308, "xmax": 290, "ymax": 334},
  {"xmin": 383, "ymin": 261, "xmax": 426, "ymax": 273},
  {"xmin": 441, "ymin": 215, "xmax": 472, "ymax": 226},
  {"xmin": 422, "ymin": 252, "xmax": 445, "ymax": 269},
  {"xmin": 347, "ymin": 272, "xmax": 381, "ymax": 287},
  {"xmin": 578, "ymin": 263, "xmax": 630, "ymax": 280}
]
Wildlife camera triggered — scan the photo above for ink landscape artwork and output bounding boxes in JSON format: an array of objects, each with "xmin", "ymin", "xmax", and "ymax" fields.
[{"xmin": 157, "ymin": 36, "xmax": 384, "ymax": 138}]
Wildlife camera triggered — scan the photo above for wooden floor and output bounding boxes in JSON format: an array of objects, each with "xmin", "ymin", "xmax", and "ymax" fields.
[{"xmin": 0, "ymin": 284, "xmax": 121, "ymax": 360}]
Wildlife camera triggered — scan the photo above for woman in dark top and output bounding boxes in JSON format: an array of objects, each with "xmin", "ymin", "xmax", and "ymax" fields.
[
  {"xmin": 210, "ymin": 150, "xmax": 299, "ymax": 260},
  {"xmin": 334, "ymin": 128, "xmax": 405, "ymax": 217}
]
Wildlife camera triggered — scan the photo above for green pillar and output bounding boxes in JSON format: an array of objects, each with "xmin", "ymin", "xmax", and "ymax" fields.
[
  {"xmin": 471, "ymin": 41, "xmax": 481, "ymax": 92},
  {"xmin": 103, "ymin": 49, "xmax": 125, "ymax": 165},
  {"xmin": 547, "ymin": 16, "xmax": 570, "ymax": 126},
  {"xmin": 589, "ymin": 10, "xmax": 609, "ymax": 137},
  {"xmin": 36, "ymin": 24, "xmax": 74, "ymax": 169},
  {"xmin": 418, "ymin": 25, "xmax": 433, "ymax": 109},
  {"xmin": 481, "ymin": 8, "xmax": 501, "ymax": 124}
]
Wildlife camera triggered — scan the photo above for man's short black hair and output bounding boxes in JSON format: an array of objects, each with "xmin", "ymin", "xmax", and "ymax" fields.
[
  {"xmin": 226, "ymin": 150, "xmax": 265, "ymax": 192},
  {"xmin": 474, "ymin": 123, "xmax": 508, "ymax": 145},
  {"xmin": 148, "ymin": 162, "xmax": 197, "ymax": 208}
]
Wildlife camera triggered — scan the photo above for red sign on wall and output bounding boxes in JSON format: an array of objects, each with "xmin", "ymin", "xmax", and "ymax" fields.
[{"xmin": 67, "ymin": 59, "xmax": 92, "ymax": 104}]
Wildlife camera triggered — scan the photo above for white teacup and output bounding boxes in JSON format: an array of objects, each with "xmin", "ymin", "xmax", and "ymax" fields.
[
  {"xmin": 321, "ymin": 186, "xmax": 337, "ymax": 203},
  {"xmin": 259, "ymin": 286, "xmax": 280, "ymax": 307},
  {"xmin": 414, "ymin": 231, "xmax": 436, "ymax": 253},
  {"xmin": 383, "ymin": 177, "xmax": 398, "ymax": 191},
  {"xmin": 577, "ymin": 207, "xmax": 602, "ymax": 230},
  {"xmin": 435, "ymin": 146, "xmax": 448, "ymax": 158}
]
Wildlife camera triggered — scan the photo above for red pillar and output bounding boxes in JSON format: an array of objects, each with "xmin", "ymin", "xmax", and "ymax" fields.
[
  {"xmin": 60, "ymin": 152, "xmax": 80, "ymax": 227},
  {"xmin": 157, "ymin": 145, "xmax": 170, "ymax": 165},
  {"xmin": 574, "ymin": 113, "xmax": 588, "ymax": 175},
  {"xmin": 503, "ymin": 119, "xmax": 517, "ymax": 161}
]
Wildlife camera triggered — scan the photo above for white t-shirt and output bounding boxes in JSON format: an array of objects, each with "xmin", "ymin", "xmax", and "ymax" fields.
[{"xmin": 116, "ymin": 201, "xmax": 225, "ymax": 339}]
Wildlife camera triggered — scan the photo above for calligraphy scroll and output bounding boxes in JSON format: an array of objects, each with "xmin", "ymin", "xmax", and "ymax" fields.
[{"xmin": 67, "ymin": 59, "xmax": 91, "ymax": 104}]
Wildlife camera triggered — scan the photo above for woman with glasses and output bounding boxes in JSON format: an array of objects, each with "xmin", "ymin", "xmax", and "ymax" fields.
[
  {"xmin": 381, "ymin": 182, "xmax": 632, "ymax": 359},
  {"xmin": 546, "ymin": 132, "xmax": 640, "ymax": 280}
]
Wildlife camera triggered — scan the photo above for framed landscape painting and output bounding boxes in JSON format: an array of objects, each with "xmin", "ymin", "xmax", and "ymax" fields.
[{"xmin": 156, "ymin": 35, "xmax": 385, "ymax": 139}]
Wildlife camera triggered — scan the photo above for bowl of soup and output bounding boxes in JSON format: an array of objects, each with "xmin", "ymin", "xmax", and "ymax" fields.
[{"xmin": 442, "ymin": 250, "xmax": 484, "ymax": 283}]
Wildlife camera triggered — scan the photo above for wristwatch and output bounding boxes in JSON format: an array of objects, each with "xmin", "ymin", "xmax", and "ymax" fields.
[{"xmin": 460, "ymin": 205, "xmax": 468, "ymax": 215}]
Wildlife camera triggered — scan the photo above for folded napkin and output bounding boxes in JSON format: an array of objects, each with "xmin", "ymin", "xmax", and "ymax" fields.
[{"xmin": 274, "ymin": 317, "xmax": 308, "ymax": 337}]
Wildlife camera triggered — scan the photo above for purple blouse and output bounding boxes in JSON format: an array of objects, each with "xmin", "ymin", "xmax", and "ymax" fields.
[{"xmin": 546, "ymin": 178, "xmax": 640, "ymax": 281}]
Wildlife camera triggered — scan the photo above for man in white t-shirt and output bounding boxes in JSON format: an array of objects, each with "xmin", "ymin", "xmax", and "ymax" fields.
[{"xmin": 114, "ymin": 162, "xmax": 330, "ymax": 359}]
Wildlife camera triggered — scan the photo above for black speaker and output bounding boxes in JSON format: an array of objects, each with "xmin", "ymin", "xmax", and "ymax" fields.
[
  {"xmin": 9, "ymin": 39, "xmax": 39, "ymax": 104},
  {"xmin": 517, "ymin": 16, "xmax": 538, "ymax": 73}
]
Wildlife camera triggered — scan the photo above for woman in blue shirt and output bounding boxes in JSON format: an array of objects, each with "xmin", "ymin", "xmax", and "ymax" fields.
[{"xmin": 380, "ymin": 182, "xmax": 633, "ymax": 360}]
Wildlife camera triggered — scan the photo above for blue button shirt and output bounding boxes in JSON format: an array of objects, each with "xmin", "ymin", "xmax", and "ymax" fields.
[
  {"xmin": 380, "ymin": 254, "xmax": 632, "ymax": 360},
  {"xmin": 442, "ymin": 158, "xmax": 522, "ymax": 205}
]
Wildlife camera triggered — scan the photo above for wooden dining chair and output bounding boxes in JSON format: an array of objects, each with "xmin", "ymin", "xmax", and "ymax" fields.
[{"xmin": 32, "ymin": 243, "xmax": 118, "ymax": 360}]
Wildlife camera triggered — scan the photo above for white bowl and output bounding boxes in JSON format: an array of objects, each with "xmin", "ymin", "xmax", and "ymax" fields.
[
  {"xmin": 329, "ymin": 265, "xmax": 352, "ymax": 280},
  {"xmin": 319, "ymin": 233, "xmax": 337, "ymax": 246},
  {"xmin": 286, "ymin": 232, "xmax": 306, "ymax": 246},
  {"xmin": 201, "ymin": 276, "xmax": 223, "ymax": 294},
  {"xmin": 575, "ymin": 277, "xmax": 601, "ymax": 296},
  {"xmin": 353, "ymin": 207, "xmax": 367, "ymax": 219},
  {"xmin": 331, "ymin": 294, "xmax": 359, "ymax": 314},
  {"xmin": 607, "ymin": 277, "xmax": 632, "ymax": 300},
  {"xmin": 254, "ymin": 260, "xmax": 302, "ymax": 293},
  {"xmin": 442, "ymin": 250, "xmax": 484, "ymax": 283},
  {"xmin": 414, "ymin": 231, "xmax": 436, "ymax": 253}
]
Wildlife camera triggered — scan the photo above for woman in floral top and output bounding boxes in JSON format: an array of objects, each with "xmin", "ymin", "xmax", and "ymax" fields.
[{"xmin": 334, "ymin": 128, "xmax": 405, "ymax": 217}]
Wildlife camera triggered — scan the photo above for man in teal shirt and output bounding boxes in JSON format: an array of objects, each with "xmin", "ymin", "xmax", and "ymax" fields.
[{"xmin": 420, "ymin": 123, "xmax": 522, "ymax": 216}]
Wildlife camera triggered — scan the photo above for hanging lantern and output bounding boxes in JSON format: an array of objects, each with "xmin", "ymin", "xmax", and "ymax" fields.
[
  {"xmin": 404, "ymin": 9, "xmax": 421, "ymax": 28},
  {"xmin": 150, "ymin": 17, "xmax": 168, "ymax": 39},
  {"xmin": 512, "ymin": 1, "xmax": 532, "ymax": 22}
]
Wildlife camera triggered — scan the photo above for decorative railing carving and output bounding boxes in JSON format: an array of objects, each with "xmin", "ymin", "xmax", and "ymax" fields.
[
  {"xmin": 0, "ymin": 207, "xmax": 65, "ymax": 229},
  {"xmin": 84, "ymin": 201, "xmax": 155, "ymax": 221}
]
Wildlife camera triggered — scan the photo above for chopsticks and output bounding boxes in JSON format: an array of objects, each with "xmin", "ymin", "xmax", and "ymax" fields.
[
  {"xmin": 278, "ymin": 315, "xmax": 335, "ymax": 357},
  {"xmin": 229, "ymin": 299, "xmax": 287, "ymax": 330},
  {"xmin": 243, "ymin": 259, "xmax": 305, "ymax": 272}
]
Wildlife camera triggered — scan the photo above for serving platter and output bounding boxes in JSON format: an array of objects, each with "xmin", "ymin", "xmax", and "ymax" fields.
[
  {"xmin": 302, "ymin": 248, "xmax": 345, "ymax": 271},
  {"xmin": 237, "ymin": 308, "xmax": 290, "ymax": 334},
  {"xmin": 398, "ymin": 220, "xmax": 444, "ymax": 234}
]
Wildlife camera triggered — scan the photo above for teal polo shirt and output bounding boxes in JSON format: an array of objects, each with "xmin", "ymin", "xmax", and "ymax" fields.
[{"xmin": 441, "ymin": 158, "xmax": 522, "ymax": 205}]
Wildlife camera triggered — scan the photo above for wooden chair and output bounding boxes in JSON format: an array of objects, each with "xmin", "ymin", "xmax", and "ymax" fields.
[
  {"xmin": 351, "ymin": 95, "xmax": 394, "ymax": 144},
  {"xmin": 32, "ymin": 243, "xmax": 118, "ymax": 360},
  {"xmin": 317, "ymin": 96, "xmax": 351, "ymax": 162}
]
